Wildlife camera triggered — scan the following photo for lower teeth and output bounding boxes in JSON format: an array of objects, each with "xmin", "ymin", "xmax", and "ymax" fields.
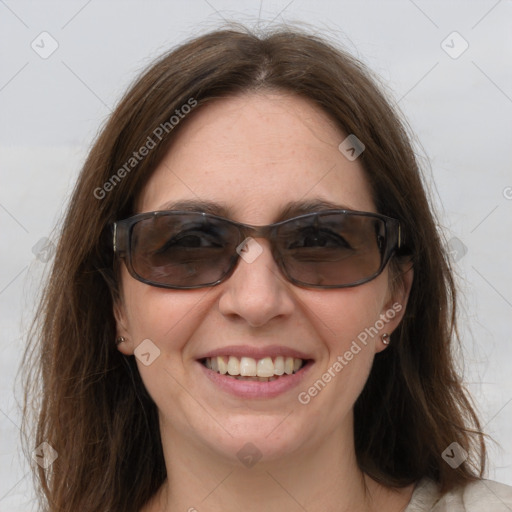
[{"xmin": 224, "ymin": 374, "xmax": 286, "ymax": 381}]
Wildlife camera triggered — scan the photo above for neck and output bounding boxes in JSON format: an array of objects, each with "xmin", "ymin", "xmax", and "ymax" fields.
[{"xmin": 147, "ymin": 417, "xmax": 414, "ymax": 512}]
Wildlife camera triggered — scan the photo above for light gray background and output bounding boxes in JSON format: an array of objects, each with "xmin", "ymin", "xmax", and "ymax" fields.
[{"xmin": 1, "ymin": 1, "xmax": 511, "ymax": 510}]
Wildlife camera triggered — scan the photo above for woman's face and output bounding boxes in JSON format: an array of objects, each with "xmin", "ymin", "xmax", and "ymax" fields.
[{"xmin": 115, "ymin": 92, "xmax": 410, "ymax": 465}]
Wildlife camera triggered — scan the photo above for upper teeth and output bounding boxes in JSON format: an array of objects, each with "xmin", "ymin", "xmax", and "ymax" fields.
[{"xmin": 204, "ymin": 356, "xmax": 303, "ymax": 377}]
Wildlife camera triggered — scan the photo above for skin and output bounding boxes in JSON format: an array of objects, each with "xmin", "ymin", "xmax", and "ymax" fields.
[{"xmin": 114, "ymin": 92, "xmax": 415, "ymax": 512}]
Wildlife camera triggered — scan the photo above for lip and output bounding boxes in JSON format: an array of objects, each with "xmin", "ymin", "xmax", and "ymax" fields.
[
  {"xmin": 197, "ymin": 358, "xmax": 315, "ymax": 399},
  {"xmin": 197, "ymin": 344, "xmax": 313, "ymax": 361}
]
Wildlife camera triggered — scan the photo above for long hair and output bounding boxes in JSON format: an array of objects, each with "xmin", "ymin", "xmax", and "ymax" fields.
[{"xmin": 22, "ymin": 25, "xmax": 485, "ymax": 511}]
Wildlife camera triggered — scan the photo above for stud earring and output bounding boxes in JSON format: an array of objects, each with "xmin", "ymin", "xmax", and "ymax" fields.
[
  {"xmin": 115, "ymin": 336, "xmax": 125, "ymax": 345},
  {"xmin": 381, "ymin": 333, "xmax": 390, "ymax": 345}
]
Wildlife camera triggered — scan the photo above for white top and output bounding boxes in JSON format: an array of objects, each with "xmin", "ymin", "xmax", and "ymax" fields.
[{"xmin": 405, "ymin": 478, "xmax": 512, "ymax": 511}]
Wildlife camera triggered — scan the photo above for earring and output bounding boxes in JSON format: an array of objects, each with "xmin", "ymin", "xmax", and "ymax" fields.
[
  {"xmin": 115, "ymin": 336, "xmax": 125, "ymax": 345},
  {"xmin": 381, "ymin": 333, "xmax": 390, "ymax": 345}
]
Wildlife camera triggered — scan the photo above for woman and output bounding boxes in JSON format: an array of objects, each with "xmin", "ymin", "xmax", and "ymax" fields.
[{"xmin": 22, "ymin": 26, "xmax": 512, "ymax": 511}]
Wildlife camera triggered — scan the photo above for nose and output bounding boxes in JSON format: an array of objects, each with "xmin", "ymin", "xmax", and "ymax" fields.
[{"xmin": 217, "ymin": 237, "xmax": 295, "ymax": 327}]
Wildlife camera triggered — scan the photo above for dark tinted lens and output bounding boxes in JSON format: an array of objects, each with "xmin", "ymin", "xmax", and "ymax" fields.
[
  {"xmin": 277, "ymin": 213, "xmax": 385, "ymax": 286},
  {"xmin": 130, "ymin": 213, "xmax": 239, "ymax": 287}
]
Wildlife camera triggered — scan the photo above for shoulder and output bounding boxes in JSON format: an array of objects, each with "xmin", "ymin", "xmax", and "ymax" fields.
[{"xmin": 405, "ymin": 478, "xmax": 512, "ymax": 512}]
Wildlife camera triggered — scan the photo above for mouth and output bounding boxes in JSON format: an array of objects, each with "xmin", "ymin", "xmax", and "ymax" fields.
[
  {"xmin": 200, "ymin": 355, "xmax": 308, "ymax": 382},
  {"xmin": 196, "ymin": 344, "xmax": 315, "ymax": 399},
  {"xmin": 197, "ymin": 348, "xmax": 314, "ymax": 399}
]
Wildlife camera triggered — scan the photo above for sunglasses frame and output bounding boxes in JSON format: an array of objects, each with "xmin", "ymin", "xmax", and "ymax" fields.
[{"xmin": 112, "ymin": 209, "xmax": 402, "ymax": 290}]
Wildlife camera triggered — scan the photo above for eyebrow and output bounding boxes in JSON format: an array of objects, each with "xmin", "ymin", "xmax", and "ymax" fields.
[{"xmin": 155, "ymin": 198, "xmax": 357, "ymax": 222}]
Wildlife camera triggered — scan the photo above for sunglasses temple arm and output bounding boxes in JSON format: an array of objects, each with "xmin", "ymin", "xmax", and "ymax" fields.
[
  {"xmin": 112, "ymin": 223, "xmax": 118, "ymax": 253},
  {"xmin": 111, "ymin": 221, "xmax": 129, "ymax": 257}
]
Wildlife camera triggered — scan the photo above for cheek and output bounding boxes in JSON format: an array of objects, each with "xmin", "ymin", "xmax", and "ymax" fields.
[
  {"xmin": 295, "ymin": 279, "xmax": 388, "ymax": 415},
  {"xmin": 121, "ymin": 279, "xmax": 209, "ymax": 415},
  {"xmin": 306, "ymin": 282, "xmax": 385, "ymax": 351},
  {"xmin": 122, "ymin": 273, "xmax": 204, "ymax": 347}
]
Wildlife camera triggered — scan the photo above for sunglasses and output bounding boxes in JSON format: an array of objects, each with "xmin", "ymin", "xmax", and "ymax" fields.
[{"xmin": 112, "ymin": 209, "xmax": 402, "ymax": 290}]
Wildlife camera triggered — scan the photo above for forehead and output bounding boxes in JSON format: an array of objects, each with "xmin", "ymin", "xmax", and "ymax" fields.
[{"xmin": 138, "ymin": 92, "xmax": 375, "ymax": 223}]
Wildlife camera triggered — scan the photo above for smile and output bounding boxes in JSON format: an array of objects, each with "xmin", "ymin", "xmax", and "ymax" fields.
[
  {"xmin": 197, "ymin": 347, "xmax": 314, "ymax": 398},
  {"xmin": 201, "ymin": 355, "xmax": 305, "ymax": 381}
]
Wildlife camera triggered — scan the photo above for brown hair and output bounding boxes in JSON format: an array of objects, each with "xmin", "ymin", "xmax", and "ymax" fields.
[{"xmin": 22, "ymin": 25, "xmax": 486, "ymax": 511}]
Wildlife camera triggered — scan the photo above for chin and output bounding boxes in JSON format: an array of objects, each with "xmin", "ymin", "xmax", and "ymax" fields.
[{"xmin": 194, "ymin": 413, "xmax": 310, "ymax": 465}]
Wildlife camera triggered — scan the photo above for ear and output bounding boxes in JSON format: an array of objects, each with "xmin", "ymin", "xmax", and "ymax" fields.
[
  {"xmin": 375, "ymin": 262, "xmax": 414, "ymax": 353},
  {"xmin": 113, "ymin": 298, "xmax": 135, "ymax": 356}
]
